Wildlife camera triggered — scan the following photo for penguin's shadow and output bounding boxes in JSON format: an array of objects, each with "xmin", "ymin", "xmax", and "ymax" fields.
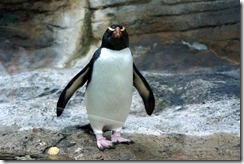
[
  {"xmin": 75, "ymin": 124, "xmax": 120, "ymax": 141},
  {"xmin": 76, "ymin": 124, "xmax": 94, "ymax": 135}
]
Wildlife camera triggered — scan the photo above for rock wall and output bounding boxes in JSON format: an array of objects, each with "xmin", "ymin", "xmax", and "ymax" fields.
[
  {"xmin": 0, "ymin": 0, "xmax": 87, "ymax": 73},
  {"xmin": 90, "ymin": 0, "xmax": 240, "ymax": 70},
  {"xmin": 0, "ymin": 0, "xmax": 240, "ymax": 74}
]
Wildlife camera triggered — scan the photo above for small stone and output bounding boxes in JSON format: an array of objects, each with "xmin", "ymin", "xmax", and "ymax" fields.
[
  {"xmin": 75, "ymin": 154, "xmax": 84, "ymax": 160},
  {"xmin": 75, "ymin": 147, "xmax": 83, "ymax": 154},
  {"xmin": 175, "ymin": 106, "xmax": 183, "ymax": 111},
  {"xmin": 48, "ymin": 147, "xmax": 60, "ymax": 155},
  {"xmin": 15, "ymin": 155, "xmax": 35, "ymax": 160},
  {"xmin": 39, "ymin": 142, "xmax": 46, "ymax": 147}
]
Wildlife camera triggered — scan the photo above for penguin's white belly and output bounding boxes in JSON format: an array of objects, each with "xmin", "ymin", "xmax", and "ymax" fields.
[{"xmin": 85, "ymin": 48, "xmax": 133, "ymax": 134}]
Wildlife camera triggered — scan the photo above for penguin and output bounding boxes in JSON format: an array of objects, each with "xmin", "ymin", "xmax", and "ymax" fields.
[{"xmin": 57, "ymin": 24, "xmax": 155, "ymax": 150}]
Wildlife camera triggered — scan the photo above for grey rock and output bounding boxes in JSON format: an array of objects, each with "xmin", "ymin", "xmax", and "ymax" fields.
[
  {"xmin": 182, "ymin": 41, "xmax": 208, "ymax": 51},
  {"xmin": 91, "ymin": 0, "xmax": 240, "ymax": 63},
  {"xmin": 0, "ymin": 66, "xmax": 240, "ymax": 135},
  {"xmin": 0, "ymin": 0, "xmax": 240, "ymax": 74},
  {"xmin": 0, "ymin": 64, "xmax": 240, "ymax": 160},
  {"xmin": 0, "ymin": 0, "xmax": 87, "ymax": 72}
]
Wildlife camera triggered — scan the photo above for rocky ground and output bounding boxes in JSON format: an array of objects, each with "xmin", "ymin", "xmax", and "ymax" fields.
[
  {"xmin": 0, "ymin": 127, "xmax": 240, "ymax": 160},
  {"xmin": 0, "ymin": 63, "xmax": 240, "ymax": 160}
]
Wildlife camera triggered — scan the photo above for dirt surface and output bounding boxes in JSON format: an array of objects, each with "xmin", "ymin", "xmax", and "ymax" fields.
[
  {"xmin": 0, "ymin": 126, "xmax": 240, "ymax": 161},
  {"xmin": 60, "ymin": 132, "xmax": 240, "ymax": 160}
]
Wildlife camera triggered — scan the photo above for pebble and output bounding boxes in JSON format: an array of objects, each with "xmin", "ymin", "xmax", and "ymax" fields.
[{"xmin": 48, "ymin": 147, "xmax": 60, "ymax": 155}]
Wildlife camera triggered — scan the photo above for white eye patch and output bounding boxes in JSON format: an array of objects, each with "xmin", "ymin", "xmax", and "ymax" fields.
[
  {"xmin": 108, "ymin": 27, "xmax": 115, "ymax": 31},
  {"xmin": 121, "ymin": 26, "xmax": 125, "ymax": 31},
  {"xmin": 107, "ymin": 26, "xmax": 126, "ymax": 31}
]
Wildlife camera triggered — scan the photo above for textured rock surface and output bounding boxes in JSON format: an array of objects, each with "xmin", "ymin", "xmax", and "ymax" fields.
[
  {"xmin": 0, "ymin": 0, "xmax": 240, "ymax": 74},
  {"xmin": 90, "ymin": 0, "xmax": 240, "ymax": 64},
  {"xmin": 0, "ymin": 127, "xmax": 240, "ymax": 160},
  {"xmin": 0, "ymin": 66, "xmax": 240, "ymax": 134},
  {"xmin": 0, "ymin": 65, "xmax": 240, "ymax": 160},
  {"xmin": 0, "ymin": 0, "xmax": 87, "ymax": 72}
]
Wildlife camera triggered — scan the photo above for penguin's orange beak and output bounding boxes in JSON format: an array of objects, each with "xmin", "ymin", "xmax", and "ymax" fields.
[{"xmin": 113, "ymin": 27, "xmax": 122, "ymax": 38}]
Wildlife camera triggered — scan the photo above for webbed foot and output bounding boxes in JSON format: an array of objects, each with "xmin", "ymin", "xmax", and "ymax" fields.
[
  {"xmin": 111, "ymin": 132, "xmax": 134, "ymax": 145},
  {"xmin": 96, "ymin": 134, "xmax": 114, "ymax": 151}
]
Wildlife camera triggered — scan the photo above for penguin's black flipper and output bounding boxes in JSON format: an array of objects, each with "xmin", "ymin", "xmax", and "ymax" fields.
[
  {"xmin": 133, "ymin": 63, "xmax": 155, "ymax": 116},
  {"xmin": 56, "ymin": 64, "xmax": 91, "ymax": 117},
  {"xmin": 57, "ymin": 49, "xmax": 101, "ymax": 117}
]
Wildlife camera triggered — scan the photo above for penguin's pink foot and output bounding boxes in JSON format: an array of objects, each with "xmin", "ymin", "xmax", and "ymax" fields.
[
  {"xmin": 111, "ymin": 132, "xmax": 134, "ymax": 145},
  {"xmin": 96, "ymin": 134, "xmax": 114, "ymax": 151}
]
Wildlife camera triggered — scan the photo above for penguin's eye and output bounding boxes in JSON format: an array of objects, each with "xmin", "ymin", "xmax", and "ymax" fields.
[{"xmin": 108, "ymin": 27, "xmax": 115, "ymax": 31}]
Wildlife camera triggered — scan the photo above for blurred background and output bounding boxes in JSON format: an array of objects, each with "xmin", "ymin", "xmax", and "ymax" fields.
[{"xmin": 0, "ymin": 0, "xmax": 240, "ymax": 75}]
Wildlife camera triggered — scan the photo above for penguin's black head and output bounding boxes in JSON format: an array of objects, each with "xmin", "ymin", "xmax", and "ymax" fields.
[{"xmin": 101, "ymin": 24, "xmax": 129, "ymax": 50}]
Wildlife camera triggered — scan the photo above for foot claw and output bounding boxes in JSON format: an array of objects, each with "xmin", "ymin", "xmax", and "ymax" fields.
[
  {"xmin": 111, "ymin": 132, "xmax": 134, "ymax": 145},
  {"xmin": 97, "ymin": 145, "xmax": 115, "ymax": 151},
  {"xmin": 96, "ymin": 134, "xmax": 114, "ymax": 151}
]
